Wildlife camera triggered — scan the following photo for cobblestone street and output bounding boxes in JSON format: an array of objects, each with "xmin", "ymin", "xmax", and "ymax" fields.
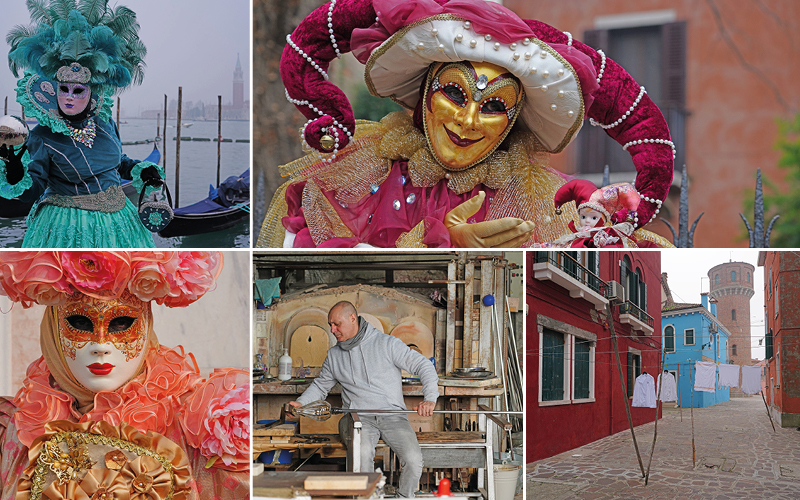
[{"xmin": 527, "ymin": 398, "xmax": 800, "ymax": 499}]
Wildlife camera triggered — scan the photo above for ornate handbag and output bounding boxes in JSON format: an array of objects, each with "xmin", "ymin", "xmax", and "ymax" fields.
[{"xmin": 138, "ymin": 180, "xmax": 174, "ymax": 232}]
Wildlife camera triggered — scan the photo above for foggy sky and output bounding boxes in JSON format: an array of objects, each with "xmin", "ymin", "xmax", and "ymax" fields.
[
  {"xmin": 0, "ymin": 0, "xmax": 250, "ymax": 118},
  {"xmin": 661, "ymin": 250, "xmax": 766, "ymax": 360}
]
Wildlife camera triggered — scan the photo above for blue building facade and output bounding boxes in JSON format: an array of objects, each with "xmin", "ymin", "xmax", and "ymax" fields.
[{"xmin": 662, "ymin": 292, "xmax": 731, "ymax": 408}]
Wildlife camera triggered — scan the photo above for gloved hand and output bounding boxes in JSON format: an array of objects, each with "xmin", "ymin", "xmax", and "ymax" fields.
[
  {"xmin": 444, "ymin": 191, "xmax": 535, "ymax": 248},
  {"xmin": 0, "ymin": 144, "xmax": 27, "ymax": 185},
  {"xmin": 140, "ymin": 165, "xmax": 163, "ymax": 187}
]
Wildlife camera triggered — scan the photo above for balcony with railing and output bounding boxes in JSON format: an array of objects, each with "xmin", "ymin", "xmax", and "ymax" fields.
[
  {"xmin": 532, "ymin": 252, "xmax": 609, "ymax": 309},
  {"xmin": 619, "ymin": 300, "xmax": 654, "ymax": 335}
]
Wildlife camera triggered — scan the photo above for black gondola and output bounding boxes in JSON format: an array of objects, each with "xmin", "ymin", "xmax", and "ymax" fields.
[{"xmin": 157, "ymin": 169, "xmax": 249, "ymax": 238}]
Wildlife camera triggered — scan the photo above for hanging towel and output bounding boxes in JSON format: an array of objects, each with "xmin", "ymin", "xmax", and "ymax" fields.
[
  {"xmin": 741, "ymin": 365, "xmax": 762, "ymax": 395},
  {"xmin": 657, "ymin": 372, "xmax": 677, "ymax": 402},
  {"xmin": 254, "ymin": 277, "xmax": 282, "ymax": 306},
  {"xmin": 694, "ymin": 361, "xmax": 716, "ymax": 393},
  {"xmin": 718, "ymin": 363, "xmax": 740, "ymax": 389},
  {"xmin": 632, "ymin": 373, "xmax": 657, "ymax": 408}
]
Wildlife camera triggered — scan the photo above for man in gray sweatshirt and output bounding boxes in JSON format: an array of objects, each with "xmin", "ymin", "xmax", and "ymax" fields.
[{"xmin": 290, "ymin": 301, "xmax": 439, "ymax": 497}]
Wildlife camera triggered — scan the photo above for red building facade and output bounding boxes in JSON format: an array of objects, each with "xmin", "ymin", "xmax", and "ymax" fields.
[
  {"xmin": 527, "ymin": 251, "xmax": 662, "ymax": 462},
  {"xmin": 758, "ymin": 252, "xmax": 800, "ymax": 428}
]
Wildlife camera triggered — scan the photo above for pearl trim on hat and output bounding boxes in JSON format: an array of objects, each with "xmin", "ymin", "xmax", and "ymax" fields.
[
  {"xmin": 563, "ymin": 31, "xmax": 573, "ymax": 47},
  {"xmin": 596, "ymin": 49, "xmax": 606, "ymax": 84},
  {"xmin": 287, "ymin": 34, "xmax": 329, "ymax": 80},
  {"xmin": 328, "ymin": 0, "xmax": 342, "ymax": 59},
  {"xmin": 285, "ymin": 89, "xmax": 353, "ymax": 163},
  {"xmin": 622, "ymin": 138, "xmax": 677, "ymax": 160},
  {"xmin": 589, "ymin": 85, "xmax": 646, "ymax": 129}
]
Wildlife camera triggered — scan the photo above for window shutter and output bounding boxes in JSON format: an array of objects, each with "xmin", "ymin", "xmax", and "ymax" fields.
[
  {"xmin": 641, "ymin": 281, "xmax": 648, "ymax": 315},
  {"xmin": 579, "ymin": 28, "xmax": 609, "ymax": 174},
  {"xmin": 542, "ymin": 329, "xmax": 565, "ymax": 401},
  {"xmin": 627, "ymin": 351, "xmax": 634, "ymax": 397},
  {"xmin": 660, "ymin": 21, "xmax": 687, "ymax": 168},
  {"xmin": 766, "ymin": 329, "xmax": 773, "ymax": 359},
  {"xmin": 574, "ymin": 340, "xmax": 591, "ymax": 399}
]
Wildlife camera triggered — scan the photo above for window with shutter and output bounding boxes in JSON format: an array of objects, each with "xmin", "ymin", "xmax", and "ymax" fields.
[
  {"xmin": 579, "ymin": 22, "xmax": 686, "ymax": 174},
  {"xmin": 664, "ymin": 325, "xmax": 675, "ymax": 352},
  {"xmin": 627, "ymin": 351, "xmax": 642, "ymax": 398},
  {"xmin": 685, "ymin": 328, "xmax": 695, "ymax": 346},
  {"xmin": 766, "ymin": 329, "xmax": 773, "ymax": 359},
  {"xmin": 574, "ymin": 339, "xmax": 591, "ymax": 399},
  {"xmin": 542, "ymin": 329, "xmax": 565, "ymax": 402}
]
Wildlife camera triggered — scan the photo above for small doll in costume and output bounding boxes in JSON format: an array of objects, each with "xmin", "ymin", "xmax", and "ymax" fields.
[
  {"xmin": 258, "ymin": 0, "xmax": 675, "ymax": 248},
  {"xmin": 0, "ymin": 252, "xmax": 249, "ymax": 500},
  {"xmin": 549, "ymin": 179, "xmax": 640, "ymax": 248},
  {"xmin": 0, "ymin": 0, "xmax": 165, "ymax": 248}
]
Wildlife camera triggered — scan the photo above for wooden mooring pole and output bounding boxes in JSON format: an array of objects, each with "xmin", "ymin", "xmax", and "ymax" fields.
[
  {"xmin": 162, "ymin": 95, "xmax": 168, "ymax": 170},
  {"xmin": 606, "ymin": 303, "xmax": 646, "ymax": 478},
  {"xmin": 175, "ymin": 87, "xmax": 182, "ymax": 208},
  {"xmin": 217, "ymin": 95, "xmax": 222, "ymax": 187}
]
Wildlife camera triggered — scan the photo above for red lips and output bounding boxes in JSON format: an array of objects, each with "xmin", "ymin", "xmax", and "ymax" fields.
[
  {"xmin": 444, "ymin": 126, "xmax": 483, "ymax": 147},
  {"xmin": 87, "ymin": 363, "xmax": 115, "ymax": 376}
]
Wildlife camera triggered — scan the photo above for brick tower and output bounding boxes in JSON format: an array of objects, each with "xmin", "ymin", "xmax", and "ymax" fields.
[{"xmin": 708, "ymin": 262, "xmax": 755, "ymax": 367}]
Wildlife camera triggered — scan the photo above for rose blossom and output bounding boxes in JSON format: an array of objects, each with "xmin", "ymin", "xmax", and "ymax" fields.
[
  {"xmin": 128, "ymin": 262, "xmax": 172, "ymax": 302},
  {"xmin": 163, "ymin": 252, "xmax": 223, "ymax": 307},
  {"xmin": 0, "ymin": 252, "xmax": 69, "ymax": 308},
  {"xmin": 61, "ymin": 251, "xmax": 131, "ymax": 299}
]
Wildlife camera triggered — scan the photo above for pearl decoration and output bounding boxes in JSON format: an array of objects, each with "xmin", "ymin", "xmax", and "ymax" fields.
[
  {"xmin": 522, "ymin": 38, "xmax": 531, "ymax": 45},
  {"xmin": 557, "ymin": 69, "xmax": 564, "ymax": 76},
  {"xmin": 558, "ymin": 90, "xmax": 565, "ymax": 98},
  {"xmin": 541, "ymin": 85, "xmax": 548, "ymax": 92},
  {"xmin": 622, "ymin": 138, "xmax": 677, "ymax": 160},
  {"xmin": 540, "ymin": 51, "xmax": 547, "ymax": 59},
  {"xmin": 596, "ymin": 49, "xmax": 606, "ymax": 84},
  {"xmin": 494, "ymin": 42, "xmax": 500, "ymax": 50},
  {"xmin": 418, "ymin": 42, "xmax": 425, "ymax": 49},
  {"xmin": 530, "ymin": 67, "xmax": 537, "ymax": 74},
  {"xmin": 287, "ymin": 34, "xmax": 328, "ymax": 80},
  {"xmin": 550, "ymin": 104, "xmax": 557, "ymax": 111},
  {"xmin": 393, "ymin": 199, "xmax": 401, "ymax": 210},
  {"xmin": 589, "ymin": 86, "xmax": 646, "ymax": 130},
  {"xmin": 438, "ymin": 43, "xmax": 445, "ymax": 51},
  {"xmin": 327, "ymin": 0, "xmax": 341, "ymax": 59},
  {"xmin": 542, "ymin": 70, "xmax": 549, "ymax": 78},
  {"xmin": 510, "ymin": 43, "xmax": 517, "ymax": 50},
  {"xmin": 432, "ymin": 28, "xmax": 438, "ymax": 36},
  {"xmin": 470, "ymin": 39, "xmax": 477, "ymax": 48},
  {"xmin": 567, "ymin": 110, "xmax": 574, "ymax": 117},
  {"xmin": 456, "ymin": 33, "xmax": 463, "ymax": 42},
  {"xmin": 513, "ymin": 52, "xmax": 520, "ymax": 60},
  {"xmin": 484, "ymin": 34, "xmax": 492, "ymax": 41},
  {"xmin": 286, "ymin": 89, "xmax": 353, "ymax": 162},
  {"xmin": 563, "ymin": 31, "xmax": 573, "ymax": 47},
  {"xmin": 524, "ymin": 52, "xmax": 532, "ymax": 60},
  {"xmin": 464, "ymin": 21, "xmax": 472, "ymax": 29}
]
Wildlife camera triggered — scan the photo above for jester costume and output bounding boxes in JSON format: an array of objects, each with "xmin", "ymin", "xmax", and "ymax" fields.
[
  {"xmin": 0, "ymin": 1, "xmax": 164, "ymax": 248},
  {"xmin": 257, "ymin": 0, "xmax": 675, "ymax": 248}
]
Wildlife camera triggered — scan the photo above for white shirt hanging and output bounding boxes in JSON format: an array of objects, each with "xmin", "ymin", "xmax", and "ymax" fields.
[
  {"xmin": 741, "ymin": 365, "xmax": 762, "ymax": 395},
  {"xmin": 657, "ymin": 371, "xmax": 677, "ymax": 402},
  {"xmin": 718, "ymin": 363, "xmax": 740, "ymax": 389},
  {"xmin": 694, "ymin": 361, "xmax": 716, "ymax": 393},
  {"xmin": 632, "ymin": 372, "xmax": 657, "ymax": 408}
]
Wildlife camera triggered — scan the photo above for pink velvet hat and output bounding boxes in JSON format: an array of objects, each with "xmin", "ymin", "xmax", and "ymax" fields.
[{"xmin": 281, "ymin": 0, "xmax": 674, "ymax": 227}]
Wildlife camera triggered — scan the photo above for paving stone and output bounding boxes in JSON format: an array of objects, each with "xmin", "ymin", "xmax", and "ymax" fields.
[{"xmin": 527, "ymin": 398, "xmax": 800, "ymax": 499}]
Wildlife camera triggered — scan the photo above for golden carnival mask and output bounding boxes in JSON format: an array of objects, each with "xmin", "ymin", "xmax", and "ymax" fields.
[
  {"xmin": 57, "ymin": 291, "xmax": 150, "ymax": 393},
  {"xmin": 423, "ymin": 61, "xmax": 524, "ymax": 171}
]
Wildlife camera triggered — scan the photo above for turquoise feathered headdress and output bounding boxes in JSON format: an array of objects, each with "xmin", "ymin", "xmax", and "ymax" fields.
[{"xmin": 7, "ymin": 0, "xmax": 146, "ymax": 90}]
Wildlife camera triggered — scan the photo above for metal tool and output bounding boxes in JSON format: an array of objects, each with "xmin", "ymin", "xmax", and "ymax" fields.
[{"xmin": 290, "ymin": 400, "xmax": 522, "ymax": 421}]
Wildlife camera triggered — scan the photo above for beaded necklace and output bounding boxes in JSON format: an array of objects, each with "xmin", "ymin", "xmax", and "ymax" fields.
[{"xmin": 65, "ymin": 118, "xmax": 97, "ymax": 148}]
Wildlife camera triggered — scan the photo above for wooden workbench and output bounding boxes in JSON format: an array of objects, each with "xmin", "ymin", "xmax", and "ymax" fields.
[{"xmin": 253, "ymin": 378, "xmax": 504, "ymax": 397}]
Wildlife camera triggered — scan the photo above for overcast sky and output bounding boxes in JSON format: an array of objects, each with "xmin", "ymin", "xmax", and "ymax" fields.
[
  {"xmin": 0, "ymin": 0, "xmax": 250, "ymax": 117},
  {"xmin": 661, "ymin": 250, "xmax": 766, "ymax": 360}
]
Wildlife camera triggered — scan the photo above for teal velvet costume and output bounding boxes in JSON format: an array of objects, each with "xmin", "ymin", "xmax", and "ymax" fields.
[
  {"xmin": 0, "ymin": 114, "xmax": 163, "ymax": 248},
  {"xmin": 3, "ymin": 1, "xmax": 158, "ymax": 248}
]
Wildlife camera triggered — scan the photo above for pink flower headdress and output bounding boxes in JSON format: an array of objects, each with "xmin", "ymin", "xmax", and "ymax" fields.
[{"xmin": 0, "ymin": 251, "xmax": 223, "ymax": 308}]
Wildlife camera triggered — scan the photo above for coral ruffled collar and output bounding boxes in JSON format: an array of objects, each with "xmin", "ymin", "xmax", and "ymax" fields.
[{"xmin": 12, "ymin": 345, "xmax": 202, "ymax": 448}]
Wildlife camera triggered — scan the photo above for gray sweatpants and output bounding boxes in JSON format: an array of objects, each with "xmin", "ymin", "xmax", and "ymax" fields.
[{"xmin": 339, "ymin": 414, "xmax": 423, "ymax": 497}]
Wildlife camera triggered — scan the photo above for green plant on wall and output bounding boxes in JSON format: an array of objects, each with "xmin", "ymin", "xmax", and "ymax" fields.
[{"xmin": 747, "ymin": 115, "xmax": 800, "ymax": 247}]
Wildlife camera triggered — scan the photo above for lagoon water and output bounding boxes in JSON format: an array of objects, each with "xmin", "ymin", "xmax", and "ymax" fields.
[{"xmin": 0, "ymin": 117, "xmax": 250, "ymax": 248}]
